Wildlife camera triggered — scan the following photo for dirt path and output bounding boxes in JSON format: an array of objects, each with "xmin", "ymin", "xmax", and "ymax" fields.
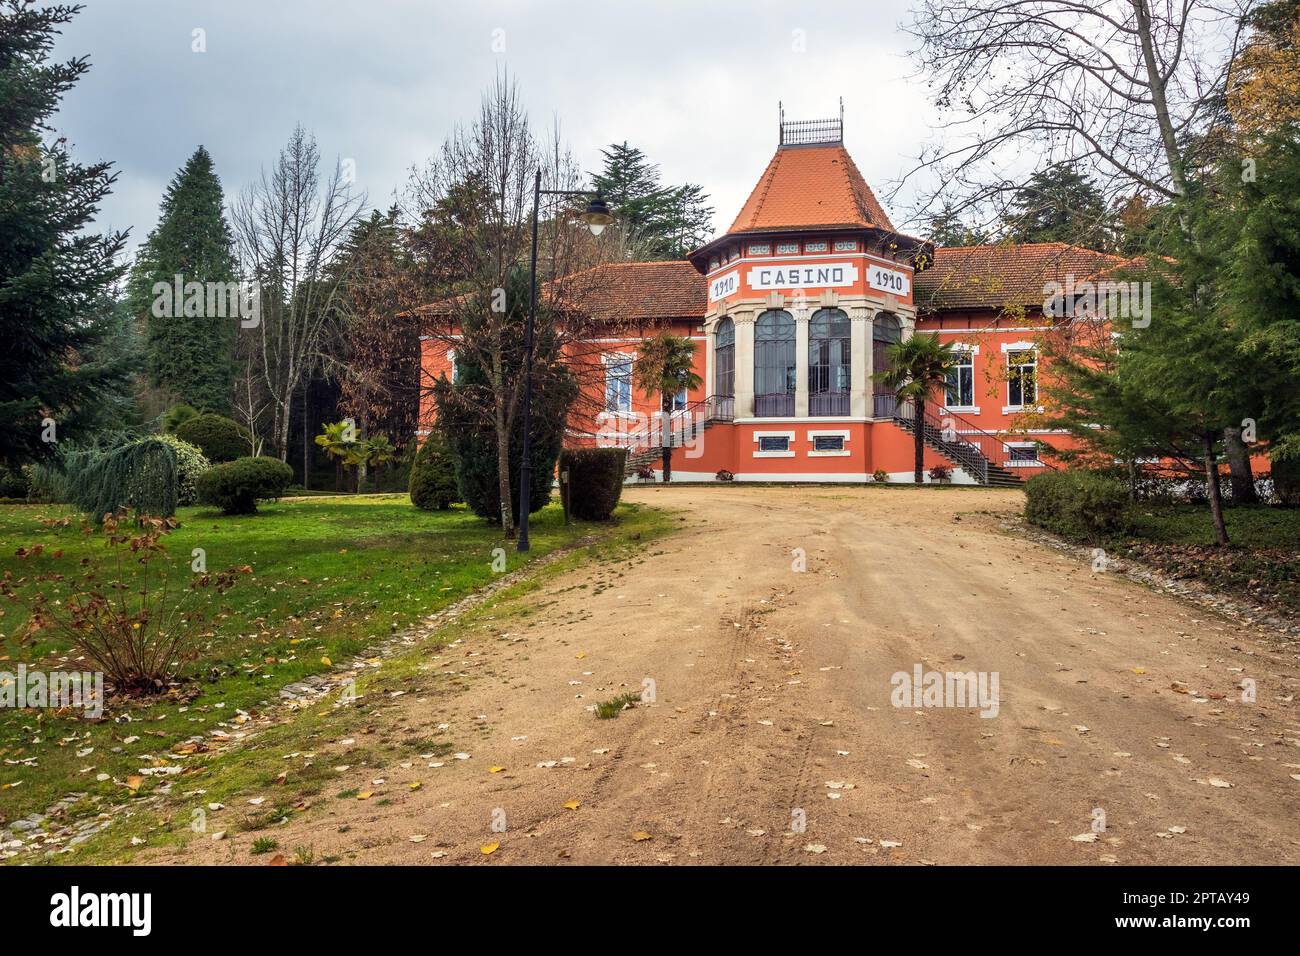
[{"xmin": 149, "ymin": 486, "xmax": 1300, "ymax": 865}]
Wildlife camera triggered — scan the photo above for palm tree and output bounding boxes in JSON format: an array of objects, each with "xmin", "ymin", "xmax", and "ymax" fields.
[
  {"xmin": 632, "ymin": 333, "xmax": 703, "ymax": 483},
  {"xmin": 873, "ymin": 333, "xmax": 962, "ymax": 484},
  {"xmin": 314, "ymin": 421, "xmax": 354, "ymax": 491},
  {"xmin": 359, "ymin": 434, "xmax": 396, "ymax": 492}
]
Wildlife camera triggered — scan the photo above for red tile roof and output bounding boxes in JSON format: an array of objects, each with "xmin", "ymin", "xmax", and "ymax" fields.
[
  {"xmin": 412, "ymin": 260, "xmax": 706, "ymax": 324},
  {"xmin": 726, "ymin": 144, "xmax": 895, "ymax": 235},
  {"xmin": 548, "ymin": 261, "xmax": 706, "ymax": 322},
  {"xmin": 914, "ymin": 242, "xmax": 1124, "ymax": 311}
]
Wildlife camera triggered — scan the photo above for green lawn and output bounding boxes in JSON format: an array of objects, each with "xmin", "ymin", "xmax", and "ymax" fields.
[
  {"xmin": 1107, "ymin": 503, "xmax": 1300, "ymax": 611},
  {"xmin": 0, "ymin": 495, "xmax": 664, "ymax": 830}
]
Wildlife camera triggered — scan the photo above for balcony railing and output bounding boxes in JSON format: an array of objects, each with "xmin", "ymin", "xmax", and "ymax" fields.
[
  {"xmin": 706, "ymin": 394, "xmax": 735, "ymax": 423},
  {"xmin": 809, "ymin": 391, "xmax": 850, "ymax": 416},
  {"xmin": 754, "ymin": 393, "xmax": 795, "ymax": 417}
]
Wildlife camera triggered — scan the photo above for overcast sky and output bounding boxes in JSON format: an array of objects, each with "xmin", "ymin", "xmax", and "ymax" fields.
[{"xmin": 52, "ymin": 0, "xmax": 939, "ymax": 255}]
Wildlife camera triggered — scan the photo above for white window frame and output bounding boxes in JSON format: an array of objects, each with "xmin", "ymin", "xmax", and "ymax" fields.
[
  {"xmin": 944, "ymin": 345, "xmax": 978, "ymax": 412},
  {"xmin": 808, "ymin": 429, "xmax": 851, "ymax": 457},
  {"xmin": 753, "ymin": 430, "xmax": 796, "ymax": 458},
  {"xmin": 1001, "ymin": 342, "xmax": 1039, "ymax": 412},
  {"xmin": 1003, "ymin": 441, "xmax": 1045, "ymax": 469},
  {"xmin": 603, "ymin": 352, "xmax": 634, "ymax": 416}
]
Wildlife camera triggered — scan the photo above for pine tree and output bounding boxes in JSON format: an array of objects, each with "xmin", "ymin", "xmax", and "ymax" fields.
[
  {"xmin": 0, "ymin": 0, "xmax": 129, "ymax": 468},
  {"xmin": 1003, "ymin": 163, "xmax": 1114, "ymax": 249},
  {"xmin": 591, "ymin": 142, "xmax": 714, "ymax": 259},
  {"xmin": 127, "ymin": 146, "xmax": 238, "ymax": 414}
]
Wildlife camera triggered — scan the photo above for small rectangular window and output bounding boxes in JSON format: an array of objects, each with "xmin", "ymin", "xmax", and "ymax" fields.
[
  {"xmin": 813, "ymin": 435, "xmax": 844, "ymax": 452},
  {"xmin": 749, "ymin": 243, "xmax": 771, "ymax": 255},
  {"xmin": 758, "ymin": 436, "xmax": 790, "ymax": 453},
  {"xmin": 805, "ymin": 241, "xmax": 828, "ymax": 253},
  {"xmin": 833, "ymin": 240, "xmax": 857, "ymax": 251},
  {"xmin": 776, "ymin": 242, "xmax": 799, "ymax": 254},
  {"xmin": 1009, "ymin": 444, "xmax": 1038, "ymax": 461}
]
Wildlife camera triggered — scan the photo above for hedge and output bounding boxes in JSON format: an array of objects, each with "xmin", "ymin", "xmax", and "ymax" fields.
[
  {"xmin": 197, "ymin": 456, "xmax": 293, "ymax": 515},
  {"xmin": 409, "ymin": 436, "xmax": 460, "ymax": 510},
  {"xmin": 1024, "ymin": 470, "xmax": 1134, "ymax": 543},
  {"xmin": 560, "ymin": 448, "xmax": 627, "ymax": 521},
  {"xmin": 175, "ymin": 413, "xmax": 252, "ymax": 463}
]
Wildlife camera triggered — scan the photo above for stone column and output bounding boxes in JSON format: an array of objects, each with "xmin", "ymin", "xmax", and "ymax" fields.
[
  {"xmin": 794, "ymin": 308, "xmax": 810, "ymax": 417},
  {"xmin": 850, "ymin": 307, "xmax": 871, "ymax": 418},
  {"xmin": 734, "ymin": 311, "xmax": 755, "ymax": 419}
]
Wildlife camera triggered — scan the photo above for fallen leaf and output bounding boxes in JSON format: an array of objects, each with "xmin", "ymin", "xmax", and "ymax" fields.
[
  {"xmin": 563, "ymin": 800, "xmax": 580, "ymax": 810},
  {"xmin": 632, "ymin": 831, "xmax": 653, "ymax": 842},
  {"xmin": 480, "ymin": 842, "xmax": 499, "ymax": 855}
]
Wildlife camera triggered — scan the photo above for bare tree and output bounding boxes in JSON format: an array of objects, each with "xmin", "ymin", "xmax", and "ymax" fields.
[
  {"xmin": 231, "ymin": 125, "xmax": 365, "ymax": 467},
  {"xmin": 404, "ymin": 74, "xmax": 626, "ymax": 537},
  {"xmin": 898, "ymin": 0, "xmax": 1253, "ymax": 232}
]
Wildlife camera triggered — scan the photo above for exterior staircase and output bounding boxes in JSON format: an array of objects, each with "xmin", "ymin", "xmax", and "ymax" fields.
[
  {"xmin": 621, "ymin": 396, "xmax": 734, "ymax": 478},
  {"xmin": 891, "ymin": 400, "xmax": 1048, "ymax": 487}
]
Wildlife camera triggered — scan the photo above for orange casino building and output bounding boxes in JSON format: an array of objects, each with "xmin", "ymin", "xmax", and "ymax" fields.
[{"xmin": 417, "ymin": 113, "xmax": 1137, "ymax": 485}]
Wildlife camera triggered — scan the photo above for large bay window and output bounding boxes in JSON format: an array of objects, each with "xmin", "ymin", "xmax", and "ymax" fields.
[
  {"xmin": 809, "ymin": 308, "xmax": 851, "ymax": 416},
  {"xmin": 754, "ymin": 310, "xmax": 795, "ymax": 417},
  {"xmin": 714, "ymin": 317, "xmax": 735, "ymax": 398}
]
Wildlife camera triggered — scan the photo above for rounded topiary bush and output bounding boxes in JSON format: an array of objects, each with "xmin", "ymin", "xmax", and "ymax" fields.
[
  {"xmin": 162, "ymin": 403, "xmax": 201, "ymax": 434},
  {"xmin": 154, "ymin": 434, "xmax": 210, "ymax": 505},
  {"xmin": 409, "ymin": 437, "xmax": 460, "ymax": 511},
  {"xmin": 197, "ymin": 456, "xmax": 293, "ymax": 515},
  {"xmin": 175, "ymin": 413, "xmax": 252, "ymax": 463},
  {"xmin": 560, "ymin": 448, "xmax": 627, "ymax": 521},
  {"xmin": 1024, "ymin": 470, "xmax": 1133, "ymax": 543}
]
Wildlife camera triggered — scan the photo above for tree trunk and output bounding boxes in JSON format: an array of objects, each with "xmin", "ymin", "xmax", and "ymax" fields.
[
  {"xmin": 302, "ymin": 378, "xmax": 311, "ymax": 490},
  {"xmin": 913, "ymin": 399, "xmax": 925, "ymax": 484},
  {"xmin": 494, "ymin": 388, "xmax": 515, "ymax": 537},
  {"xmin": 1133, "ymin": 0, "xmax": 1188, "ymax": 198},
  {"xmin": 1222, "ymin": 426, "xmax": 1257, "ymax": 504},
  {"xmin": 334, "ymin": 460, "xmax": 343, "ymax": 492},
  {"xmin": 1202, "ymin": 431, "xmax": 1229, "ymax": 546},
  {"xmin": 660, "ymin": 398, "xmax": 673, "ymax": 483},
  {"xmin": 1127, "ymin": 457, "xmax": 1139, "ymax": 502}
]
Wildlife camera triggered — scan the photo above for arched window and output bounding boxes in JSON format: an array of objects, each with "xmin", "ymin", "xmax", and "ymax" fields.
[
  {"xmin": 754, "ymin": 310, "xmax": 795, "ymax": 417},
  {"xmin": 809, "ymin": 308, "xmax": 851, "ymax": 416},
  {"xmin": 714, "ymin": 317, "xmax": 735, "ymax": 397},
  {"xmin": 872, "ymin": 313, "xmax": 902, "ymax": 418}
]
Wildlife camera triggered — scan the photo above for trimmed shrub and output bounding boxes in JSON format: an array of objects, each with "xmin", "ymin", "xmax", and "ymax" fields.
[
  {"xmin": 0, "ymin": 466, "xmax": 28, "ymax": 500},
  {"xmin": 409, "ymin": 437, "xmax": 460, "ymax": 510},
  {"xmin": 175, "ymin": 413, "xmax": 252, "ymax": 463},
  {"xmin": 560, "ymin": 448, "xmax": 627, "ymax": 521},
  {"xmin": 155, "ymin": 434, "xmax": 210, "ymax": 505},
  {"xmin": 162, "ymin": 403, "xmax": 200, "ymax": 434},
  {"xmin": 197, "ymin": 456, "xmax": 293, "ymax": 515},
  {"xmin": 1273, "ymin": 457, "xmax": 1300, "ymax": 507},
  {"xmin": 1024, "ymin": 470, "xmax": 1134, "ymax": 543}
]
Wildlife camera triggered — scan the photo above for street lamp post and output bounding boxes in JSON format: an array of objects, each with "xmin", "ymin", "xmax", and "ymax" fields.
[{"xmin": 517, "ymin": 170, "xmax": 611, "ymax": 553}]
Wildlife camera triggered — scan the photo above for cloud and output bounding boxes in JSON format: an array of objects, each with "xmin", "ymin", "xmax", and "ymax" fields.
[{"xmin": 52, "ymin": 0, "xmax": 935, "ymax": 255}]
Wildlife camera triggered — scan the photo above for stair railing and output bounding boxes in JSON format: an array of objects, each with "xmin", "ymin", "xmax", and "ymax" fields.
[{"xmin": 894, "ymin": 399, "xmax": 1058, "ymax": 482}]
